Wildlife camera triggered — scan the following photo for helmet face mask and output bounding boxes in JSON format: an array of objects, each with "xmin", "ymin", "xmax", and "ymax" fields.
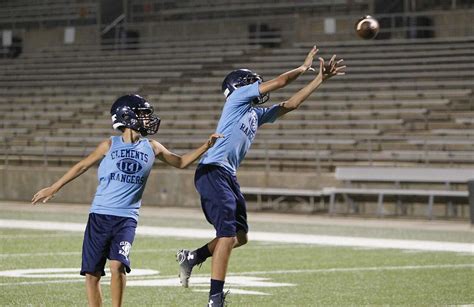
[
  {"xmin": 222, "ymin": 69, "xmax": 269, "ymax": 105},
  {"xmin": 111, "ymin": 94, "xmax": 161, "ymax": 136},
  {"xmin": 136, "ymin": 109, "xmax": 160, "ymax": 136}
]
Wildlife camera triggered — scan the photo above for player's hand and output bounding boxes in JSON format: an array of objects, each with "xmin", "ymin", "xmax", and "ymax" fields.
[
  {"xmin": 31, "ymin": 187, "xmax": 57, "ymax": 205},
  {"xmin": 301, "ymin": 45, "xmax": 319, "ymax": 72},
  {"xmin": 206, "ymin": 133, "xmax": 224, "ymax": 149},
  {"xmin": 319, "ymin": 54, "xmax": 346, "ymax": 81}
]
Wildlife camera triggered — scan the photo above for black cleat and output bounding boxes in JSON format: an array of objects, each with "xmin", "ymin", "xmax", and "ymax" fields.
[{"xmin": 207, "ymin": 291, "xmax": 228, "ymax": 307}]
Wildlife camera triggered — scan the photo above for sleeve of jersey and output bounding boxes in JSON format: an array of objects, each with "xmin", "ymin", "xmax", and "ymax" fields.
[
  {"xmin": 228, "ymin": 82, "xmax": 261, "ymax": 107},
  {"xmin": 257, "ymin": 104, "xmax": 281, "ymax": 126}
]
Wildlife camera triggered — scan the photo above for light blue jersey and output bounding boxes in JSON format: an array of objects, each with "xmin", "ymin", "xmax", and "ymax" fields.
[
  {"xmin": 200, "ymin": 82, "xmax": 280, "ymax": 174},
  {"xmin": 90, "ymin": 136, "xmax": 155, "ymax": 220}
]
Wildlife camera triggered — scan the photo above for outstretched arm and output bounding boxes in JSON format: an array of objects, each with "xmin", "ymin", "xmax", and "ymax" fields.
[
  {"xmin": 152, "ymin": 133, "xmax": 223, "ymax": 169},
  {"xmin": 259, "ymin": 45, "xmax": 318, "ymax": 95},
  {"xmin": 276, "ymin": 54, "xmax": 346, "ymax": 118},
  {"xmin": 31, "ymin": 139, "xmax": 111, "ymax": 205}
]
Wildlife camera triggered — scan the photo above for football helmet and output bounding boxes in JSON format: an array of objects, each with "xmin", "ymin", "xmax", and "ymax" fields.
[
  {"xmin": 110, "ymin": 94, "xmax": 160, "ymax": 136},
  {"xmin": 221, "ymin": 69, "xmax": 269, "ymax": 105}
]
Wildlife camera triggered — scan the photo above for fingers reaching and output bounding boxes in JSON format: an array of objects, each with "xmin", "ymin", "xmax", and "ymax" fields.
[
  {"xmin": 335, "ymin": 65, "xmax": 347, "ymax": 75},
  {"xmin": 321, "ymin": 54, "xmax": 346, "ymax": 80},
  {"xmin": 303, "ymin": 45, "xmax": 319, "ymax": 71},
  {"xmin": 329, "ymin": 54, "xmax": 336, "ymax": 67},
  {"xmin": 318, "ymin": 57, "xmax": 325, "ymax": 74}
]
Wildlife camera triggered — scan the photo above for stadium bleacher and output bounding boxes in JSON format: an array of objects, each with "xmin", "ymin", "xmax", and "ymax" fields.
[
  {"xmin": 0, "ymin": 1, "xmax": 473, "ymax": 218},
  {"xmin": 2, "ymin": 3, "xmax": 474, "ymax": 307},
  {"xmin": 1, "ymin": 37, "xmax": 473, "ymax": 172}
]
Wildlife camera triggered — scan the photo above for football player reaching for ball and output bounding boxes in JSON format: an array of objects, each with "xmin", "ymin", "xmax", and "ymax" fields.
[
  {"xmin": 31, "ymin": 94, "xmax": 222, "ymax": 307},
  {"xmin": 176, "ymin": 46, "xmax": 345, "ymax": 306}
]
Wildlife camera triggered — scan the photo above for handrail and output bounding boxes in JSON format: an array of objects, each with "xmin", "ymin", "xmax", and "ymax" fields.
[{"xmin": 101, "ymin": 13, "xmax": 125, "ymax": 36}]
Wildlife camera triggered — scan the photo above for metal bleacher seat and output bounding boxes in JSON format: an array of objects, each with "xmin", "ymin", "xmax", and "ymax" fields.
[
  {"xmin": 0, "ymin": 128, "xmax": 29, "ymax": 136},
  {"xmin": 0, "ymin": 110, "xmax": 74, "ymax": 120},
  {"xmin": 431, "ymin": 129, "xmax": 474, "ymax": 136},
  {"xmin": 0, "ymin": 33, "xmax": 472, "ymax": 176},
  {"xmin": 1, "ymin": 119, "xmax": 51, "ymax": 128},
  {"xmin": 455, "ymin": 118, "xmax": 474, "ymax": 125},
  {"xmin": 0, "ymin": 102, "xmax": 97, "ymax": 111}
]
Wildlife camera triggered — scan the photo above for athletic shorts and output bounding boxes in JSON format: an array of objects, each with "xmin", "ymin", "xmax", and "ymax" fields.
[
  {"xmin": 194, "ymin": 164, "xmax": 248, "ymax": 237},
  {"xmin": 80, "ymin": 213, "xmax": 137, "ymax": 276}
]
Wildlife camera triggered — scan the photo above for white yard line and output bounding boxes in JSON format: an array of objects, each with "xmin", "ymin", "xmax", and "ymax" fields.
[
  {"xmin": 227, "ymin": 263, "xmax": 474, "ymax": 276},
  {"xmin": 0, "ymin": 248, "xmax": 176, "ymax": 258},
  {"xmin": 0, "ymin": 245, "xmax": 318, "ymax": 258},
  {"xmin": 1, "ymin": 264, "xmax": 473, "ymax": 287},
  {"xmin": 0, "ymin": 219, "xmax": 472, "ymax": 254}
]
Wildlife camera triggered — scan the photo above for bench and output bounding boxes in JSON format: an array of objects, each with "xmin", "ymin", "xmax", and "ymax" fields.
[
  {"xmin": 456, "ymin": 118, "xmax": 474, "ymax": 125},
  {"xmin": 328, "ymin": 167, "xmax": 474, "ymax": 218},
  {"xmin": 240, "ymin": 187, "xmax": 325, "ymax": 211}
]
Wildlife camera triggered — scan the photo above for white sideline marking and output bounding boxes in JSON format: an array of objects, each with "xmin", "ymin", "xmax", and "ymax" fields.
[
  {"xmin": 0, "ymin": 219, "xmax": 472, "ymax": 253},
  {"xmin": 0, "ymin": 264, "xmax": 473, "ymax": 287}
]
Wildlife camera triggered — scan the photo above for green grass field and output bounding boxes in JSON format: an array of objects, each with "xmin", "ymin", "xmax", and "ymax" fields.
[{"xmin": 1, "ymin": 202, "xmax": 473, "ymax": 306}]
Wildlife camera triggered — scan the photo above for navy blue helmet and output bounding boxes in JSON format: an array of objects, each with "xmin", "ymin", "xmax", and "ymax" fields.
[
  {"xmin": 110, "ymin": 94, "xmax": 160, "ymax": 136},
  {"xmin": 221, "ymin": 69, "xmax": 269, "ymax": 105}
]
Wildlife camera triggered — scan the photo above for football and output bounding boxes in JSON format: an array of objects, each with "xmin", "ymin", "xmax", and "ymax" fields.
[{"xmin": 355, "ymin": 15, "xmax": 379, "ymax": 39}]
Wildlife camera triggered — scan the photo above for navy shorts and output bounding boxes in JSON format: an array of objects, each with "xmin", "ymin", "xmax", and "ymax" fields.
[
  {"xmin": 195, "ymin": 164, "xmax": 248, "ymax": 237},
  {"xmin": 80, "ymin": 213, "xmax": 137, "ymax": 276}
]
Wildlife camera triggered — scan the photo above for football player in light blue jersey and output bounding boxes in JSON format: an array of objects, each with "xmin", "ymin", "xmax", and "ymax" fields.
[
  {"xmin": 32, "ymin": 94, "xmax": 222, "ymax": 307},
  {"xmin": 177, "ymin": 46, "xmax": 346, "ymax": 306}
]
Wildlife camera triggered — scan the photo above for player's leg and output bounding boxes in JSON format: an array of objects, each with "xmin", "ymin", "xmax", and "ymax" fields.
[
  {"xmin": 198, "ymin": 229, "xmax": 247, "ymax": 254},
  {"xmin": 81, "ymin": 213, "xmax": 109, "ymax": 306},
  {"xmin": 108, "ymin": 216, "xmax": 137, "ymax": 307},
  {"xmin": 109, "ymin": 260, "xmax": 126, "ymax": 307},
  {"xmin": 177, "ymin": 229, "xmax": 246, "ymax": 285},
  {"xmin": 177, "ymin": 165, "xmax": 216, "ymax": 287},
  {"xmin": 203, "ymin": 185, "xmax": 249, "ymax": 251},
  {"xmin": 207, "ymin": 173, "xmax": 250, "ymax": 306},
  {"xmin": 234, "ymin": 229, "xmax": 248, "ymax": 247},
  {"xmin": 233, "ymin": 185, "xmax": 249, "ymax": 248},
  {"xmin": 85, "ymin": 272, "xmax": 103, "ymax": 307},
  {"xmin": 205, "ymin": 236, "xmax": 235, "ymax": 307},
  {"xmin": 210, "ymin": 235, "xmax": 236, "ymax": 280},
  {"xmin": 177, "ymin": 165, "xmax": 239, "ymax": 294}
]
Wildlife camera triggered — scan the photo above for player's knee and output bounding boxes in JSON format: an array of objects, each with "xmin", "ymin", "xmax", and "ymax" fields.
[
  {"xmin": 218, "ymin": 236, "xmax": 237, "ymax": 249},
  {"xmin": 109, "ymin": 261, "xmax": 125, "ymax": 276},
  {"xmin": 85, "ymin": 272, "xmax": 102, "ymax": 284},
  {"xmin": 236, "ymin": 232, "xmax": 248, "ymax": 246}
]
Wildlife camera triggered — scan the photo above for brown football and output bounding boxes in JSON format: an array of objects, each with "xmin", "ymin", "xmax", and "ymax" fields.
[{"xmin": 355, "ymin": 15, "xmax": 379, "ymax": 40}]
